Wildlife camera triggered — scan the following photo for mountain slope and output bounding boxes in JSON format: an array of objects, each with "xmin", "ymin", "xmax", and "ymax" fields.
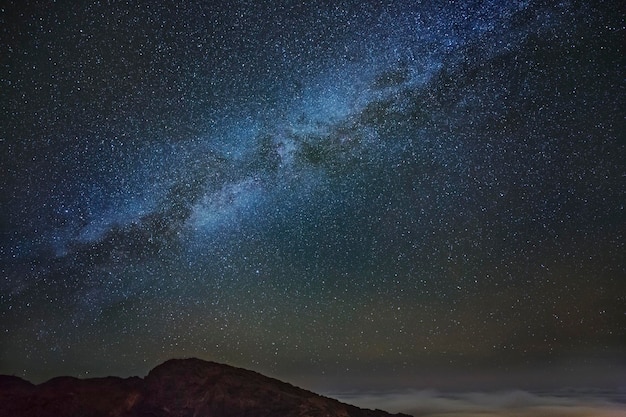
[{"xmin": 0, "ymin": 358, "xmax": 411, "ymax": 417}]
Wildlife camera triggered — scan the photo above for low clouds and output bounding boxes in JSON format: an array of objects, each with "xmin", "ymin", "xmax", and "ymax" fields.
[{"xmin": 332, "ymin": 390, "xmax": 626, "ymax": 417}]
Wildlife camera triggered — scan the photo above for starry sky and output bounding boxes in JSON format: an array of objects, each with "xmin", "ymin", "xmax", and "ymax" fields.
[{"xmin": 1, "ymin": 0, "xmax": 625, "ymax": 398}]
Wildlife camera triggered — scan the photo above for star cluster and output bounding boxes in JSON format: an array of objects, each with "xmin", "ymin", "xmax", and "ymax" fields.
[{"xmin": 1, "ymin": 0, "xmax": 624, "ymax": 392}]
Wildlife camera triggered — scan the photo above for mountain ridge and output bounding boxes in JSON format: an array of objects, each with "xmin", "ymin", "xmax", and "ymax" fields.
[{"xmin": 0, "ymin": 358, "xmax": 412, "ymax": 417}]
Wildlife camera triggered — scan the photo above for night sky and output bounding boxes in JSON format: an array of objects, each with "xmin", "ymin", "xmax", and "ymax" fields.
[{"xmin": 1, "ymin": 0, "xmax": 625, "ymax": 410}]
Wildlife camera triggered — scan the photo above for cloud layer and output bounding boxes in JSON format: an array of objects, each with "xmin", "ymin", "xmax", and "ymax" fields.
[{"xmin": 332, "ymin": 390, "xmax": 626, "ymax": 417}]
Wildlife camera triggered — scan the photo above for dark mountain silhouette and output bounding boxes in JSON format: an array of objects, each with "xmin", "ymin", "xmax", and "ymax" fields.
[{"xmin": 0, "ymin": 358, "xmax": 412, "ymax": 417}]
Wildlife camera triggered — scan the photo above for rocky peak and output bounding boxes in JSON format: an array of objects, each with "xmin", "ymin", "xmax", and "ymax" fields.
[{"xmin": 0, "ymin": 358, "xmax": 412, "ymax": 417}]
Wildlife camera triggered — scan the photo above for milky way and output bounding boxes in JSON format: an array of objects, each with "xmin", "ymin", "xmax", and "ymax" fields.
[{"xmin": 1, "ymin": 0, "xmax": 624, "ymax": 398}]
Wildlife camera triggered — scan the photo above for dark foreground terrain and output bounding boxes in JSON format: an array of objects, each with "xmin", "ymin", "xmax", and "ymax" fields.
[{"xmin": 0, "ymin": 358, "xmax": 411, "ymax": 417}]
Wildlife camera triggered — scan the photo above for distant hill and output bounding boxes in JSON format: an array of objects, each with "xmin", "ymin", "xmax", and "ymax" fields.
[{"xmin": 0, "ymin": 358, "xmax": 412, "ymax": 417}]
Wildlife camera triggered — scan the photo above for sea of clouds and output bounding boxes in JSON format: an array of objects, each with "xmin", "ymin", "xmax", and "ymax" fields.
[{"xmin": 331, "ymin": 389, "xmax": 626, "ymax": 417}]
